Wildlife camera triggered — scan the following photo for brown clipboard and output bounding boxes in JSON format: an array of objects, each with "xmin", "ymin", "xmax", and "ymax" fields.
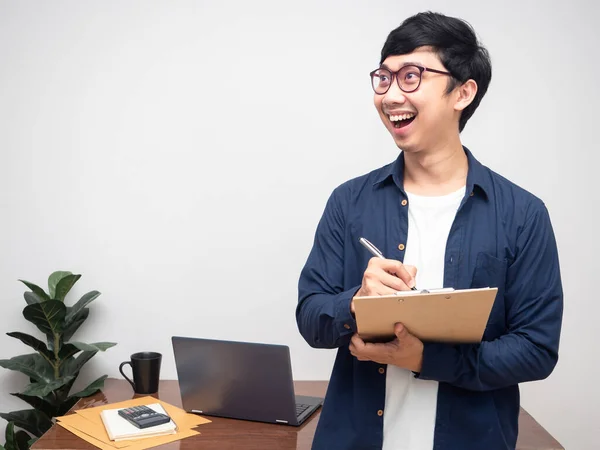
[{"xmin": 353, "ymin": 287, "xmax": 498, "ymax": 343}]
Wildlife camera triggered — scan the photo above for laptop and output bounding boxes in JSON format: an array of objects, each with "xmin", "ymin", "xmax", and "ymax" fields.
[{"xmin": 171, "ymin": 336, "xmax": 323, "ymax": 426}]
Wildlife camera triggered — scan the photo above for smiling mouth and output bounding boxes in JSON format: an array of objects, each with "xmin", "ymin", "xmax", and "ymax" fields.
[{"xmin": 389, "ymin": 113, "xmax": 416, "ymax": 129}]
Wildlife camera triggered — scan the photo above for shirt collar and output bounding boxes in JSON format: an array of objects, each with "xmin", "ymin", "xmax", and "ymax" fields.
[{"xmin": 373, "ymin": 146, "xmax": 490, "ymax": 199}]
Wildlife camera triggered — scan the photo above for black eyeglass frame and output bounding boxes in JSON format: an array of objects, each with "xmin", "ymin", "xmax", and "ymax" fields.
[{"xmin": 369, "ymin": 65, "xmax": 452, "ymax": 94}]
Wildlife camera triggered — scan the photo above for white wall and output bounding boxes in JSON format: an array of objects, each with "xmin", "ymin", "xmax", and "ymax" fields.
[{"xmin": 0, "ymin": 1, "xmax": 597, "ymax": 448}]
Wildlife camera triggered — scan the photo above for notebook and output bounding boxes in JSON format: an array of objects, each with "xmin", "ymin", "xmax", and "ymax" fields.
[
  {"xmin": 100, "ymin": 403, "xmax": 177, "ymax": 441},
  {"xmin": 353, "ymin": 287, "xmax": 498, "ymax": 343}
]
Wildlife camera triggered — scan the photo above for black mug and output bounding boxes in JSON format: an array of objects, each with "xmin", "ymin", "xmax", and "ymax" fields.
[{"xmin": 119, "ymin": 352, "xmax": 162, "ymax": 394}]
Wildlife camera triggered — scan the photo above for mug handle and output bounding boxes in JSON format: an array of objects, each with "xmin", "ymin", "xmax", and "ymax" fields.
[{"xmin": 119, "ymin": 361, "xmax": 136, "ymax": 391}]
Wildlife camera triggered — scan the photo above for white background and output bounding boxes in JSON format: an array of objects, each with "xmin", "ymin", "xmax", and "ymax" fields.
[{"xmin": 0, "ymin": 1, "xmax": 597, "ymax": 448}]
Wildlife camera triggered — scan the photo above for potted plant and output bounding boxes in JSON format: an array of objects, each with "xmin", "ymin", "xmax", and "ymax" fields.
[{"xmin": 0, "ymin": 271, "xmax": 116, "ymax": 449}]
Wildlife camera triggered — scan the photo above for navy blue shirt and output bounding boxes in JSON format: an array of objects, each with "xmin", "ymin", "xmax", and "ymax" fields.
[{"xmin": 296, "ymin": 148, "xmax": 563, "ymax": 450}]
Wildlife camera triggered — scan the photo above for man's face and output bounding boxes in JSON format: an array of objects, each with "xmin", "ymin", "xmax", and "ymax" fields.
[{"xmin": 374, "ymin": 47, "xmax": 460, "ymax": 153}]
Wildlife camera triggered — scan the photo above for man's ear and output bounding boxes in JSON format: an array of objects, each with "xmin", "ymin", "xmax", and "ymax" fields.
[{"xmin": 454, "ymin": 79, "xmax": 478, "ymax": 112}]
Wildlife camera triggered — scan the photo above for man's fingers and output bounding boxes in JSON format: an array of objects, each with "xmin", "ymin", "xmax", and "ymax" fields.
[
  {"xmin": 387, "ymin": 261, "xmax": 416, "ymax": 289},
  {"xmin": 357, "ymin": 258, "xmax": 418, "ymax": 297},
  {"xmin": 357, "ymin": 273, "xmax": 401, "ymax": 297},
  {"xmin": 404, "ymin": 264, "xmax": 418, "ymax": 279},
  {"xmin": 351, "ymin": 333, "xmax": 365, "ymax": 348},
  {"xmin": 394, "ymin": 323, "xmax": 408, "ymax": 340},
  {"xmin": 350, "ymin": 334, "xmax": 372, "ymax": 361},
  {"xmin": 370, "ymin": 258, "xmax": 416, "ymax": 290},
  {"xmin": 379, "ymin": 270, "xmax": 413, "ymax": 292}
]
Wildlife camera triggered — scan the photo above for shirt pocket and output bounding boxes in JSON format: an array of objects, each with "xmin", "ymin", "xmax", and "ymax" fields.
[{"xmin": 471, "ymin": 252, "xmax": 508, "ymax": 339}]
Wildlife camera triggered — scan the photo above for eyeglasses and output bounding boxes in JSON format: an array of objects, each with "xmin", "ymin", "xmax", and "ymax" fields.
[{"xmin": 370, "ymin": 65, "xmax": 452, "ymax": 95}]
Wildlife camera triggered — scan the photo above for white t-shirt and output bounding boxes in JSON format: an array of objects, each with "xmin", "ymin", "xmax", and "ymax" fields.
[{"xmin": 382, "ymin": 186, "xmax": 465, "ymax": 450}]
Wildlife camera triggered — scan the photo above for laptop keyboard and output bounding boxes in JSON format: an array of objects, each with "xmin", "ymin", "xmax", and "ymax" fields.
[{"xmin": 295, "ymin": 403, "xmax": 311, "ymax": 417}]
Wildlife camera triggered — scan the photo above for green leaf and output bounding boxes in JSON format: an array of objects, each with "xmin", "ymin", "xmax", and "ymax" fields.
[
  {"xmin": 0, "ymin": 424, "xmax": 28, "ymax": 450},
  {"xmin": 4, "ymin": 422, "xmax": 15, "ymax": 450},
  {"xmin": 23, "ymin": 292, "xmax": 41, "ymax": 306},
  {"xmin": 50, "ymin": 375, "xmax": 77, "ymax": 406},
  {"xmin": 72, "ymin": 342, "xmax": 116, "ymax": 352},
  {"xmin": 61, "ymin": 308, "xmax": 89, "ymax": 342},
  {"xmin": 18, "ymin": 280, "xmax": 50, "ymax": 302},
  {"xmin": 21, "ymin": 376, "xmax": 75, "ymax": 398},
  {"xmin": 0, "ymin": 354, "xmax": 54, "ymax": 383},
  {"xmin": 11, "ymin": 393, "xmax": 59, "ymax": 419},
  {"xmin": 61, "ymin": 351, "xmax": 98, "ymax": 378},
  {"xmin": 0, "ymin": 410, "xmax": 53, "ymax": 438},
  {"xmin": 23, "ymin": 300, "xmax": 66, "ymax": 336},
  {"xmin": 54, "ymin": 274, "xmax": 81, "ymax": 302},
  {"xmin": 6, "ymin": 332, "xmax": 54, "ymax": 362},
  {"xmin": 3, "ymin": 423, "xmax": 28, "ymax": 450},
  {"xmin": 14, "ymin": 431, "xmax": 30, "ymax": 450},
  {"xmin": 56, "ymin": 343, "xmax": 80, "ymax": 361},
  {"xmin": 64, "ymin": 291, "xmax": 100, "ymax": 325},
  {"xmin": 57, "ymin": 341, "xmax": 115, "ymax": 361},
  {"xmin": 45, "ymin": 334, "xmax": 62, "ymax": 353},
  {"xmin": 55, "ymin": 397, "xmax": 79, "ymax": 417},
  {"xmin": 71, "ymin": 374, "xmax": 107, "ymax": 398},
  {"xmin": 27, "ymin": 437, "xmax": 38, "ymax": 448},
  {"xmin": 47, "ymin": 271, "xmax": 72, "ymax": 299}
]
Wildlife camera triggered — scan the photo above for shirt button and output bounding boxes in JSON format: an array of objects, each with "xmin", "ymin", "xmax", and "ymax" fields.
[
  {"xmin": 378, "ymin": 367, "xmax": 385, "ymax": 374},
  {"xmin": 401, "ymin": 199, "xmax": 408, "ymax": 206},
  {"xmin": 377, "ymin": 409, "xmax": 384, "ymax": 417},
  {"xmin": 344, "ymin": 324, "xmax": 351, "ymax": 330},
  {"xmin": 470, "ymin": 191, "xmax": 474, "ymax": 197},
  {"xmin": 398, "ymin": 243, "xmax": 405, "ymax": 251}
]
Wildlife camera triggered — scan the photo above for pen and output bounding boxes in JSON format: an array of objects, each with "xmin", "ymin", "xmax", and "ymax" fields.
[{"xmin": 359, "ymin": 237, "xmax": 417, "ymax": 291}]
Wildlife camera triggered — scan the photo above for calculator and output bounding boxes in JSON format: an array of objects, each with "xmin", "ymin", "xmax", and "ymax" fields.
[{"xmin": 117, "ymin": 405, "xmax": 172, "ymax": 429}]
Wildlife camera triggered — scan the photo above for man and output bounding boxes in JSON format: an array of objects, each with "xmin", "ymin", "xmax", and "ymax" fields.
[{"xmin": 296, "ymin": 11, "xmax": 563, "ymax": 450}]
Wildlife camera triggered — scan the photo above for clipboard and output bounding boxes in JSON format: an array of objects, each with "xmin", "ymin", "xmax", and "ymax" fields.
[{"xmin": 353, "ymin": 287, "xmax": 498, "ymax": 343}]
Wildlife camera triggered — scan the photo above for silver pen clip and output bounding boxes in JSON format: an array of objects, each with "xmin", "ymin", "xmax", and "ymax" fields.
[{"xmin": 359, "ymin": 237, "xmax": 385, "ymax": 259}]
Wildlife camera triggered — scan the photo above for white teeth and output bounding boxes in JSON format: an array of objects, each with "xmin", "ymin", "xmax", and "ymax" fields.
[{"xmin": 388, "ymin": 113, "xmax": 415, "ymax": 122}]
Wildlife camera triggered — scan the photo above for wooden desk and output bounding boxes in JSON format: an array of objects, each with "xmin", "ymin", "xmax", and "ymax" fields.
[{"xmin": 32, "ymin": 378, "xmax": 563, "ymax": 450}]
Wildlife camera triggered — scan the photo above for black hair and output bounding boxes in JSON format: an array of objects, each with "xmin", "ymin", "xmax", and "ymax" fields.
[{"xmin": 380, "ymin": 11, "xmax": 492, "ymax": 132}]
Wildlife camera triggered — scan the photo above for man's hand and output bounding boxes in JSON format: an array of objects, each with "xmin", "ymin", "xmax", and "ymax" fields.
[
  {"xmin": 351, "ymin": 258, "xmax": 417, "ymax": 313},
  {"xmin": 348, "ymin": 323, "xmax": 424, "ymax": 372}
]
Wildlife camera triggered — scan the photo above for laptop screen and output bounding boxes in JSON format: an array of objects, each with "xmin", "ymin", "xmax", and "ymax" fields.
[{"xmin": 172, "ymin": 337, "xmax": 299, "ymax": 423}]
